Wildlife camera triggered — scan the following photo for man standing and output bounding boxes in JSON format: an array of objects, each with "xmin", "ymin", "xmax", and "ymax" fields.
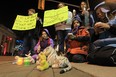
[{"xmin": 22, "ymin": 8, "xmax": 42, "ymax": 56}]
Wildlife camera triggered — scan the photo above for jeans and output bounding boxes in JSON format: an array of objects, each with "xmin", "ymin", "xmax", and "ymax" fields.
[
  {"xmin": 23, "ymin": 36, "xmax": 37, "ymax": 55},
  {"xmin": 89, "ymin": 37, "xmax": 116, "ymax": 52},
  {"xmin": 57, "ymin": 30, "xmax": 70, "ymax": 53}
]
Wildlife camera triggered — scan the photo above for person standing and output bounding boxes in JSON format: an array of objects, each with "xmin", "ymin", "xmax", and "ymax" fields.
[
  {"xmin": 78, "ymin": 1, "xmax": 95, "ymax": 28},
  {"xmin": 76, "ymin": 1, "xmax": 95, "ymax": 43},
  {"xmin": 22, "ymin": 8, "xmax": 42, "ymax": 56},
  {"xmin": 55, "ymin": 3, "xmax": 73, "ymax": 54}
]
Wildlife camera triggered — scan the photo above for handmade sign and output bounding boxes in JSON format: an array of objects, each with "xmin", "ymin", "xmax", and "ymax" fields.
[
  {"xmin": 43, "ymin": 6, "xmax": 68, "ymax": 27},
  {"xmin": 12, "ymin": 13, "xmax": 37, "ymax": 30}
]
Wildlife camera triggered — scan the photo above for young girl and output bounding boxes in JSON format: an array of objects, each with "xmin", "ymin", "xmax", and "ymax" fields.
[
  {"xmin": 66, "ymin": 16, "xmax": 90, "ymax": 63},
  {"xmin": 34, "ymin": 29, "xmax": 54, "ymax": 52},
  {"xmin": 32, "ymin": 29, "xmax": 54, "ymax": 60}
]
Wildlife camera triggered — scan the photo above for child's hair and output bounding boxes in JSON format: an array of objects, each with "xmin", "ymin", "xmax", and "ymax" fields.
[
  {"xmin": 28, "ymin": 8, "xmax": 36, "ymax": 13},
  {"xmin": 57, "ymin": 3, "xmax": 65, "ymax": 8}
]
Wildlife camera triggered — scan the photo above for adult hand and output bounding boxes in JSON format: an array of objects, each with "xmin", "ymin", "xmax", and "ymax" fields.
[
  {"xmin": 94, "ymin": 22, "xmax": 110, "ymax": 34},
  {"xmin": 94, "ymin": 22, "xmax": 110, "ymax": 29}
]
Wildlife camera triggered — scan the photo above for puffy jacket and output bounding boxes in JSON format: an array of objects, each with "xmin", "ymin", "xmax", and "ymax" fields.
[{"xmin": 67, "ymin": 26, "xmax": 90, "ymax": 55}]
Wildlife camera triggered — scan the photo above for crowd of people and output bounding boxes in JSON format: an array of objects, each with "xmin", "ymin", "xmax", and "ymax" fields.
[{"xmin": 20, "ymin": 0, "xmax": 116, "ymax": 64}]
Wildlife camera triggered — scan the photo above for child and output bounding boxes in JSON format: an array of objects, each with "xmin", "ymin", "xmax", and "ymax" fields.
[
  {"xmin": 32, "ymin": 29, "xmax": 54, "ymax": 60},
  {"xmin": 66, "ymin": 16, "xmax": 90, "ymax": 63}
]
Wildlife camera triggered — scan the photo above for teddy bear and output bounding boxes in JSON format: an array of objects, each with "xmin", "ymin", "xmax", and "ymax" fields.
[{"xmin": 36, "ymin": 52, "xmax": 49, "ymax": 71}]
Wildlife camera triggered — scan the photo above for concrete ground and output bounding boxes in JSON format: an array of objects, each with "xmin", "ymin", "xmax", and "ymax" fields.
[{"xmin": 0, "ymin": 56, "xmax": 116, "ymax": 77}]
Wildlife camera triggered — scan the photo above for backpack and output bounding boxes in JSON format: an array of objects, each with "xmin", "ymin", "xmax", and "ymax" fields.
[{"xmin": 87, "ymin": 44, "xmax": 116, "ymax": 66}]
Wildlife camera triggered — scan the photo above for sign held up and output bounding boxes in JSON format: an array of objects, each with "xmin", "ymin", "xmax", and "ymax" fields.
[
  {"xmin": 12, "ymin": 13, "xmax": 37, "ymax": 31},
  {"xmin": 43, "ymin": 6, "xmax": 68, "ymax": 27}
]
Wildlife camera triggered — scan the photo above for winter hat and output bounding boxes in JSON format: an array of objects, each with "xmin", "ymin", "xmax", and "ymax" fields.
[
  {"xmin": 94, "ymin": 1, "xmax": 110, "ymax": 13},
  {"xmin": 72, "ymin": 15, "xmax": 82, "ymax": 27},
  {"xmin": 73, "ymin": 15, "xmax": 82, "ymax": 23},
  {"xmin": 42, "ymin": 29, "xmax": 51, "ymax": 37},
  {"xmin": 94, "ymin": 1, "xmax": 105, "ymax": 10}
]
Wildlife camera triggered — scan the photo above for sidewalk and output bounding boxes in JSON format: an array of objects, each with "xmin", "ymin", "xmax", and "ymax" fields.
[
  {"xmin": 0, "ymin": 56, "xmax": 116, "ymax": 77},
  {"xmin": 72, "ymin": 63, "xmax": 116, "ymax": 77},
  {"xmin": 0, "ymin": 56, "xmax": 92, "ymax": 77}
]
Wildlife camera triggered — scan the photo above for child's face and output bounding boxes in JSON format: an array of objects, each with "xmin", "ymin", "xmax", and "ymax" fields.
[
  {"xmin": 73, "ymin": 20, "xmax": 80, "ymax": 28},
  {"xmin": 42, "ymin": 31, "xmax": 48, "ymax": 39}
]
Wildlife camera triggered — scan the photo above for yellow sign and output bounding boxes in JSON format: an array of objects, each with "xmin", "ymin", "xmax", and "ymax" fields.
[
  {"xmin": 43, "ymin": 6, "xmax": 68, "ymax": 27},
  {"xmin": 12, "ymin": 13, "xmax": 37, "ymax": 30}
]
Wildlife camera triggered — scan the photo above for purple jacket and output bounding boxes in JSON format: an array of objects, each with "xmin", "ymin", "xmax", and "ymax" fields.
[
  {"xmin": 34, "ymin": 29, "xmax": 54, "ymax": 52},
  {"xmin": 34, "ymin": 38, "xmax": 54, "ymax": 52}
]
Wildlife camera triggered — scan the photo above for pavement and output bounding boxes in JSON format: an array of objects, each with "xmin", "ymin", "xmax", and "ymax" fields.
[
  {"xmin": 0, "ymin": 56, "xmax": 116, "ymax": 77},
  {"xmin": 72, "ymin": 63, "xmax": 116, "ymax": 77}
]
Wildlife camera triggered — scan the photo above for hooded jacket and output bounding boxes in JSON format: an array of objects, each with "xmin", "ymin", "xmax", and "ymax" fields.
[
  {"xmin": 66, "ymin": 16, "xmax": 90, "ymax": 55},
  {"xmin": 67, "ymin": 26, "xmax": 90, "ymax": 55},
  {"xmin": 34, "ymin": 29, "xmax": 54, "ymax": 52}
]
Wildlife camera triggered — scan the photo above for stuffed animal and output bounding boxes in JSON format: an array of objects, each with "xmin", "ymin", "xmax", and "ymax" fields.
[
  {"xmin": 12, "ymin": 53, "xmax": 35, "ymax": 65},
  {"xmin": 25, "ymin": 53, "xmax": 35, "ymax": 64},
  {"xmin": 36, "ymin": 52, "xmax": 49, "ymax": 71},
  {"xmin": 43, "ymin": 46, "xmax": 72, "ymax": 74},
  {"xmin": 12, "ymin": 56, "xmax": 24, "ymax": 65}
]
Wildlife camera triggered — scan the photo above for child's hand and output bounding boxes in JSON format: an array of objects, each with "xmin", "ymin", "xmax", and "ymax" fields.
[
  {"xmin": 68, "ymin": 33, "xmax": 73, "ymax": 36},
  {"xmin": 36, "ymin": 60, "xmax": 40, "ymax": 65},
  {"xmin": 25, "ymin": 52, "xmax": 31, "ymax": 57},
  {"xmin": 37, "ymin": 46, "xmax": 41, "ymax": 53}
]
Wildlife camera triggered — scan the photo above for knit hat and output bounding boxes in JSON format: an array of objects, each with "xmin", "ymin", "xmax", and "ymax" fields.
[
  {"xmin": 73, "ymin": 15, "xmax": 82, "ymax": 23},
  {"xmin": 73, "ymin": 15, "xmax": 82, "ymax": 27},
  {"xmin": 42, "ymin": 29, "xmax": 51, "ymax": 37},
  {"xmin": 94, "ymin": 1, "xmax": 110, "ymax": 13}
]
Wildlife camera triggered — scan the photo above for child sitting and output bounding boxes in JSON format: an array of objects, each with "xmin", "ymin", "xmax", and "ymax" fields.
[
  {"xmin": 32, "ymin": 29, "xmax": 54, "ymax": 60},
  {"xmin": 65, "ymin": 16, "xmax": 90, "ymax": 63}
]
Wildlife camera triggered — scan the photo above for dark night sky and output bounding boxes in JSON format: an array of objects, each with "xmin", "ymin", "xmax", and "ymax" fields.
[{"xmin": 0, "ymin": 0, "xmax": 100, "ymax": 39}]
